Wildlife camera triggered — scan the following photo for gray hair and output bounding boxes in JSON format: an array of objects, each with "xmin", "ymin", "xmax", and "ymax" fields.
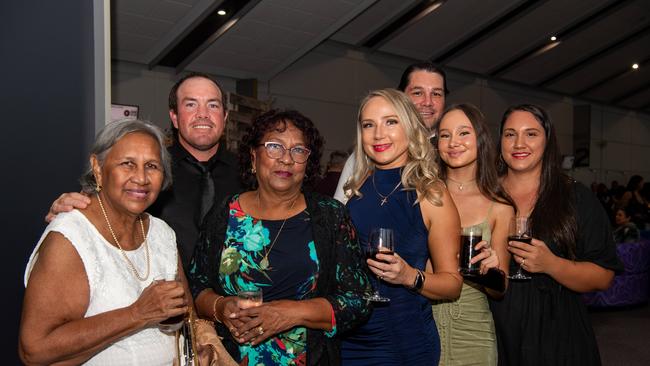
[{"xmin": 80, "ymin": 119, "xmax": 172, "ymax": 193}]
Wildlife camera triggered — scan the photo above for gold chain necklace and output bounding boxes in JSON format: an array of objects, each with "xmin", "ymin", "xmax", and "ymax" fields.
[
  {"xmin": 446, "ymin": 176, "xmax": 476, "ymax": 191},
  {"xmin": 372, "ymin": 172, "xmax": 402, "ymax": 206},
  {"xmin": 257, "ymin": 192, "xmax": 298, "ymax": 270},
  {"xmin": 96, "ymin": 194, "xmax": 150, "ymax": 281}
]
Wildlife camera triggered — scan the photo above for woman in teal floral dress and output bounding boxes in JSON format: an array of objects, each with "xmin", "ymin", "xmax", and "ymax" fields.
[{"xmin": 189, "ymin": 110, "xmax": 372, "ymax": 365}]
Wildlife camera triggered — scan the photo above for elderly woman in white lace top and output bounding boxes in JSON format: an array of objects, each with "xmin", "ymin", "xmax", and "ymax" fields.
[{"xmin": 19, "ymin": 120, "xmax": 208, "ymax": 365}]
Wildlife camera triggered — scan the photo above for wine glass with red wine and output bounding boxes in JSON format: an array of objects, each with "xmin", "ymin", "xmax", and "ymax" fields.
[
  {"xmin": 508, "ymin": 216, "xmax": 532, "ymax": 280},
  {"xmin": 364, "ymin": 227, "xmax": 395, "ymax": 302}
]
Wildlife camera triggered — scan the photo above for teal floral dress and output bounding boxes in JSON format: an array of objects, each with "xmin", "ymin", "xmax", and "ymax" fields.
[
  {"xmin": 189, "ymin": 192, "xmax": 372, "ymax": 366},
  {"xmin": 222, "ymin": 196, "xmax": 320, "ymax": 364}
]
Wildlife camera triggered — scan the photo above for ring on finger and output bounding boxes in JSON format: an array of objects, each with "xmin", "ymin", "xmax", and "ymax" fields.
[
  {"xmin": 257, "ymin": 326, "xmax": 264, "ymax": 335},
  {"xmin": 521, "ymin": 258, "xmax": 526, "ymax": 267}
]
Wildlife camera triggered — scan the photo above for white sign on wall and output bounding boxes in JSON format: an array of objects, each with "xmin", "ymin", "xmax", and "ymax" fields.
[{"xmin": 110, "ymin": 104, "xmax": 139, "ymax": 122}]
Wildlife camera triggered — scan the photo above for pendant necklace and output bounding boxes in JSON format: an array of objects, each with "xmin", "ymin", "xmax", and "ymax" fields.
[
  {"xmin": 372, "ymin": 172, "xmax": 402, "ymax": 206},
  {"xmin": 96, "ymin": 193, "xmax": 150, "ymax": 281},
  {"xmin": 257, "ymin": 192, "xmax": 298, "ymax": 270},
  {"xmin": 446, "ymin": 176, "xmax": 476, "ymax": 191}
]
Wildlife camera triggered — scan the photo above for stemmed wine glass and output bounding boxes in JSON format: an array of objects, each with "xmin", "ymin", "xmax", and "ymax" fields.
[
  {"xmin": 508, "ymin": 217, "xmax": 532, "ymax": 280},
  {"xmin": 364, "ymin": 227, "xmax": 395, "ymax": 302}
]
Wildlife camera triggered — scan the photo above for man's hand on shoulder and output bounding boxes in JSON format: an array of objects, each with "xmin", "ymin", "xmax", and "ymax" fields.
[{"xmin": 45, "ymin": 192, "xmax": 91, "ymax": 223}]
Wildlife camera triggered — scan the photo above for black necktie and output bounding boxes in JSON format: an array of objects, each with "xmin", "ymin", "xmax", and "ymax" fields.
[{"xmin": 186, "ymin": 159, "xmax": 215, "ymax": 225}]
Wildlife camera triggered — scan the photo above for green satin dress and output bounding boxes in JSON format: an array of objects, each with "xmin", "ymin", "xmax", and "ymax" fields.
[{"xmin": 432, "ymin": 209, "xmax": 497, "ymax": 366}]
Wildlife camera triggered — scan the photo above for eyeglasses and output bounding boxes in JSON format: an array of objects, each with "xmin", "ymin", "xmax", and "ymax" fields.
[{"xmin": 259, "ymin": 141, "xmax": 311, "ymax": 163}]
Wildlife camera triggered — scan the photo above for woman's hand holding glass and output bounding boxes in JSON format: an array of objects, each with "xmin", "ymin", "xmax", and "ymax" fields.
[
  {"xmin": 508, "ymin": 237, "xmax": 557, "ymax": 274},
  {"xmin": 129, "ymin": 278, "xmax": 188, "ymax": 328},
  {"xmin": 230, "ymin": 300, "xmax": 299, "ymax": 346},
  {"xmin": 468, "ymin": 240, "xmax": 500, "ymax": 275},
  {"xmin": 367, "ymin": 251, "xmax": 416, "ymax": 287},
  {"xmin": 214, "ymin": 296, "xmax": 248, "ymax": 337}
]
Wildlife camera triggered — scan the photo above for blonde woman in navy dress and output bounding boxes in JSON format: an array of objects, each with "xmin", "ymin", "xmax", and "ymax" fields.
[{"xmin": 341, "ymin": 89, "xmax": 463, "ymax": 365}]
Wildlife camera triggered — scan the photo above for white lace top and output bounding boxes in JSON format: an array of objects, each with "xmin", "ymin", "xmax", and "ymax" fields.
[{"xmin": 25, "ymin": 210, "xmax": 179, "ymax": 365}]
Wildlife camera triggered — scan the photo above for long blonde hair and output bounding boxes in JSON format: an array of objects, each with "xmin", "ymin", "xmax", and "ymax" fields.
[{"xmin": 344, "ymin": 89, "xmax": 443, "ymax": 205}]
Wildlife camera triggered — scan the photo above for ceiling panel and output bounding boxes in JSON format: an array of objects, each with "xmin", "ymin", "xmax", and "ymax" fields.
[
  {"xmin": 500, "ymin": 0, "xmax": 650, "ymax": 85},
  {"xmin": 168, "ymin": 0, "xmax": 203, "ymax": 6},
  {"xmin": 546, "ymin": 31, "xmax": 650, "ymax": 94},
  {"xmin": 330, "ymin": 0, "xmax": 419, "ymax": 45},
  {"xmin": 378, "ymin": 0, "xmax": 523, "ymax": 61},
  {"xmin": 110, "ymin": 0, "xmax": 650, "ymax": 114},
  {"xmin": 149, "ymin": 1, "xmax": 194, "ymax": 23},
  {"xmin": 112, "ymin": 0, "xmax": 207, "ymax": 63},
  {"xmin": 584, "ymin": 67, "xmax": 650, "ymax": 102},
  {"xmin": 188, "ymin": 0, "xmax": 375, "ymax": 79},
  {"xmin": 446, "ymin": 0, "xmax": 611, "ymax": 74},
  {"xmin": 618, "ymin": 87, "xmax": 650, "ymax": 110},
  {"xmin": 113, "ymin": 0, "xmax": 158, "ymax": 15},
  {"xmin": 113, "ymin": 32, "xmax": 158, "ymax": 62},
  {"xmin": 136, "ymin": 17, "xmax": 176, "ymax": 39}
]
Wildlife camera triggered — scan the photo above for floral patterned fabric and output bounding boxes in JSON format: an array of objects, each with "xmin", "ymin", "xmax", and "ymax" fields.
[
  {"xmin": 221, "ymin": 197, "xmax": 317, "ymax": 365},
  {"xmin": 188, "ymin": 191, "xmax": 372, "ymax": 366},
  {"xmin": 583, "ymin": 240, "xmax": 650, "ymax": 307}
]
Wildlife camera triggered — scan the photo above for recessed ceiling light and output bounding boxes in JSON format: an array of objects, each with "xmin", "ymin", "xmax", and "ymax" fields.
[
  {"xmin": 632, "ymin": 63, "xmax": 639, "ymax": 70},
  {"xmin": 550, "ymin": 36, "xmax": 557, "ymax": 41},
  {"xmin": 217, "ymin": 9, "xmax": 226, "ymax": 16}
]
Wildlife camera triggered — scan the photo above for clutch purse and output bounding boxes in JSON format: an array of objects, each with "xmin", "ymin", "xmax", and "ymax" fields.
[
  {"xmin": 175, "ymin": 310, "xmax": 238, "ymax": 366},
  {"xmin": 463, "ymin": 267, "xmax": 506, "ymax": 292},
  {"xmin": 175, "ymin": 315, "xmax": 197, "ymax": 366}
]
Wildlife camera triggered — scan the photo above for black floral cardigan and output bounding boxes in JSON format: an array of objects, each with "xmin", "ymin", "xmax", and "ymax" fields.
[{"xmin": 188, "ymin": 190, "xmax": 372, "ymax": 366}]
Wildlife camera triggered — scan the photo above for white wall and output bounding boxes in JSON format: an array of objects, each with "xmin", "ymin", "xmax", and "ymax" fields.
[
  {"xmin": 111, "ymin": 42, "xmax": 650, "ymax": 185},
  {"xmin": 581, "ymin": 105, "xmax": 650, "ymax": 186}
]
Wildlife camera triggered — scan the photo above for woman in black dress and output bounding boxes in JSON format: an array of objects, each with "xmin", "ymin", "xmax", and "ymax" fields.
[{"xmin": 489, "ymin": 104, "xmax": 622, "ymax": 365}]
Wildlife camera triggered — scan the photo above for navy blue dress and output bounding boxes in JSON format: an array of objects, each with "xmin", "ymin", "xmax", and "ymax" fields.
[{"xmin": 341, "ymin": 167, "xmax": 440, "ymax": 365}]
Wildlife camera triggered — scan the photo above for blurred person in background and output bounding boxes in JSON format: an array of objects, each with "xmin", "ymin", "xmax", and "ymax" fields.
[
  {"xmin": 315, "ymin": 150, "xmax": 349, "ymax": 197},
  {"xmin": 613, "ymin": 206, "xmax": 641, "ymax": 243}
]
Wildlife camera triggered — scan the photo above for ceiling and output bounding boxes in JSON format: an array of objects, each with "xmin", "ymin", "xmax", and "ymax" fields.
[{"xmin": 112, "ymin": 0, "xmax": 650, "ymax": 113}]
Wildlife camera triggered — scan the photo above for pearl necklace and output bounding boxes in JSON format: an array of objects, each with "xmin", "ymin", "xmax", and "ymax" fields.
[
  {"xmin": 96, "ymin": 194, "xmax": 150, "ymax": 281},
  {"xmin": 446, "ymin": 176, "xmax": 476, "ymax": 191},
  {"xmin": 372, "ymin": 172, "xmax": 402, "ymax": 206}
]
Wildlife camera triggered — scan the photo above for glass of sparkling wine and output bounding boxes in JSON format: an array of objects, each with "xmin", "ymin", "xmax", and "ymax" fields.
[
  {"xmin": 364, "ymin": 227, "xmax": 395, "ymax": 302},
  {"xmin": 237, "ymin": 288, "xmax": 263, "ymax": 309},
  {"xmin": 157, "ymin": 271, "xmax": 186, "ymax": 333},
  {"xmin": 508, "ymin": 217, "xmax": 532, "ymax": 280}
]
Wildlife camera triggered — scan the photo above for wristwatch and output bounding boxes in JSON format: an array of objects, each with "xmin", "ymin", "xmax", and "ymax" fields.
[{"xmin": 408, "ymin": 269, "xmax": 424, "ymax": 292}]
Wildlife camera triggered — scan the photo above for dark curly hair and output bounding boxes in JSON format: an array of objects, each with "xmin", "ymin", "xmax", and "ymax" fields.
[{"xmin": 239, "ymin": 109, "xmax": 324, "ymax": 190}]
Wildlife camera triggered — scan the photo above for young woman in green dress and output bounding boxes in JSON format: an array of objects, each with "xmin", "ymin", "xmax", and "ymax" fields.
[{"xmin": 432, "ymin": 104, "xmax": 514, "ymax": 365}]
